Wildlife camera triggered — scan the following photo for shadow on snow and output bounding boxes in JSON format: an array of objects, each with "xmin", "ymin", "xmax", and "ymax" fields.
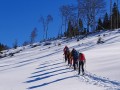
[
  {"xmin": 35, "ymin": 61, "xmax": 64, "ymax": 70},
  {"xmin": 31, "ymin": 64, "xmax": 65, "ymax": 75},
  {"xmin": 27, "ymin": 74, "xmax": 77, "ymax": 89},
  {"xmin": 26, "ymin": 68, "xmax": 71, "ymax": 83}
]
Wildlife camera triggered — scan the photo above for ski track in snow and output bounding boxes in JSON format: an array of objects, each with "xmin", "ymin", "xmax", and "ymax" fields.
[
  {"xmin": 24, "ymin": 57, "xmax": 120, "ymax": 90},
  {"xmin": 77, "ymin": 72, "xmax": 120, "ymax": 90}
]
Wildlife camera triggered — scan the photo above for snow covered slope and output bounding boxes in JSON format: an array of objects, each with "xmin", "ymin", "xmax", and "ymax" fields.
[{"xmin": 0, "ymin": 30, "xmax": 120, "ymax": 90}]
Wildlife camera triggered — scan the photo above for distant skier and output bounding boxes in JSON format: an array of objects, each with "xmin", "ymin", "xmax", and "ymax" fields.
[
  {"xmin": 78, "ymin": 53, "xmax": 86, "ymax": 75},
  {"xmin": 71, "ymin": 48, "xmax": 79, "ymax": 70},
  {"xmin": 97, "ymin": 35, "xmax": 104, "ymax": 44},
  {"xmin": 63, "ymin": 46, "xmax": 69, "ymax": 62}
]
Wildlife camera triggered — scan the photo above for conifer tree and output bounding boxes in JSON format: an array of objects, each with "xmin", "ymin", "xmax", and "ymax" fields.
[
  {"xmin": 96, "ymin": 18, "xmax": 103, "ymax": 31},
  {"xmin": 79, "ymin": 18, "xmax": 83, "ymax": 34},
  {"xmin": 103, "ymin": 12, "xmax": 110, "ymax": 29},
  {"xmin": 0, "ymin": 43, "xmax": 9, "ymax": 51},
  {"xmin": 67, "ymin": 21, "xmax": 73, "ymax": 37},
  {"xmin": 13, "ymin": 39, "xmax": 18, "ymax": 49},
  {"xmin": 111, "ymin": 2, "xmax": 119, "ymax": 29}
]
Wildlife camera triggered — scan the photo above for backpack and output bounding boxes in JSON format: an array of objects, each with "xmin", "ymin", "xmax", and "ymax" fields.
[
  {"xmin": 74, "ymin": 50, "xmax": 79, "ymax": 59},
  {"xmin": 64, "ymin": 46, "xmax": 69, "ymax": 54},
  {"xmin": 79, "ymin": 53, "xmax": 86, "ymax": 61}
]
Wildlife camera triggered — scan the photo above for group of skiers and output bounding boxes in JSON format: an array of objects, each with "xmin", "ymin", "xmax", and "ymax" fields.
[{"xmin": 63, "ymin": 46, "xmax": 86, "ymax": 75}]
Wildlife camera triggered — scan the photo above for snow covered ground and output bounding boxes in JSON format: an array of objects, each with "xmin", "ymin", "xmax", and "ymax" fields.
[{"xmin": 0, "ymin": 30, "xmax": 120, "ymax": 90}]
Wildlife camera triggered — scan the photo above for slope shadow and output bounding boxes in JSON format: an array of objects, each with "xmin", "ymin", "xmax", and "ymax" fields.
[
  {"xmin": 36, "ymin": 61, "xmax": 64, "ymax": 70},
  {"xmin": 0, "ymin": 51, "xmax": 62, "ymax": 72},
  {"xmin": 26, "ymin": 68, "xmax": 70, "ymax": 83},
  {"xmin": 27, "ymin": 73, "xmax": 76, "ymax": 89},
  {"xmin": 104, "ymin": 35, "xmax": 120, "ymax": 43},
  {"xmin": 38, "ymin": 57, "xmax": 62, "ymax": 66},
  {"xmin": 15, "ymin": 50, "xmax": 61, "ymax": 65},
  {"xmin": 29, "ymin": 68, "xmax": 69, "ymax": 78},
  {"xmin": 32, "ymin": 64, "xmax": 65, "ymax": 74}
]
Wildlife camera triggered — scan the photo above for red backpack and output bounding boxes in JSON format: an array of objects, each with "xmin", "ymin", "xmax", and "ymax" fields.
[{"xmin": 79, "ymin": 53, "xmax": 86, "ymax": 61}]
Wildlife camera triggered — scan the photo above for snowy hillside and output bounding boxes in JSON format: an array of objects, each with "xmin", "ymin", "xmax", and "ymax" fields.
[{"xmin": 0, "ymin": 30, "xmax": 120, "ymax": 90}]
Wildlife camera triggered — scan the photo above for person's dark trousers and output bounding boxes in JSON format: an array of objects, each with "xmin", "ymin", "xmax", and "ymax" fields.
[
  {"xmin": 73, "ymin": 59, "xmax": 77, "ymax": 70},
  {"xmin": 67, "ymin": 55, "xmax": 70, "ymax": 65},
  {"xmin": 65, "ymin": 54, "xmax": 67, "ymax": 62},
  {"xmin": 68, "ymin": 58, "xmax": 70, "ymax": 65},
  {"xmin": 78, "ymin": 61, "xmax": 84, "ymax": 75}
]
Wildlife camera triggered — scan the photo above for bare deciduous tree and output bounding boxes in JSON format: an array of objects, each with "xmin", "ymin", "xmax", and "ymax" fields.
[
  {"xmin": 59, "ymin": 5, "xmax": 76, "ymax": 34},
  {"xmin": 77, "ymin": 0, "xmax": 105, "ymax": 32},
  {"xmin": 23, "ymin": 41, "xmax": 29, "ymax": 46},
  {"xmin": 46, "ymin": 15, "xmax": 53, "ymax": 39},
  {"xmin": 39, "ymin": 15, "xmax": 53, "ymax": 40},
  {"xmin": 13, "ymin": 39, "xmax": 18, "ymax": 49},
  {"xmin": 30, "ymin": 27, "xmax": 37, "ymax": 44},
  {"xmin": 39, "ymin": 16, "xmax": 46, "ymax": 40}
]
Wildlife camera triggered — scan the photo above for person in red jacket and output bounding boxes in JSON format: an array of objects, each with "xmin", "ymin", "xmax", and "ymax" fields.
[
  {"xmin": 78, "ymin": 53, "xmax": 86, "ymax": 75},
  {"xmin": 63, "ymin": 46, "xmax": 69, "ymax": 62}
]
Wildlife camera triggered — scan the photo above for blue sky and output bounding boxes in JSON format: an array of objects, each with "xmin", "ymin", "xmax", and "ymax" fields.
[
  {"xmin": 0, "ymin": 0, "xmax": 118, "ymax": 47},
  {"xmin": 0, "ymin": 0, "xmax": 75, "ymax": 47}
]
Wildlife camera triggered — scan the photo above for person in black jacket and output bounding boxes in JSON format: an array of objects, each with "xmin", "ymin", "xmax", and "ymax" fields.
[{"xmin": 71, "ymin": 48, "xmax": 79, "ymax": 70}]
